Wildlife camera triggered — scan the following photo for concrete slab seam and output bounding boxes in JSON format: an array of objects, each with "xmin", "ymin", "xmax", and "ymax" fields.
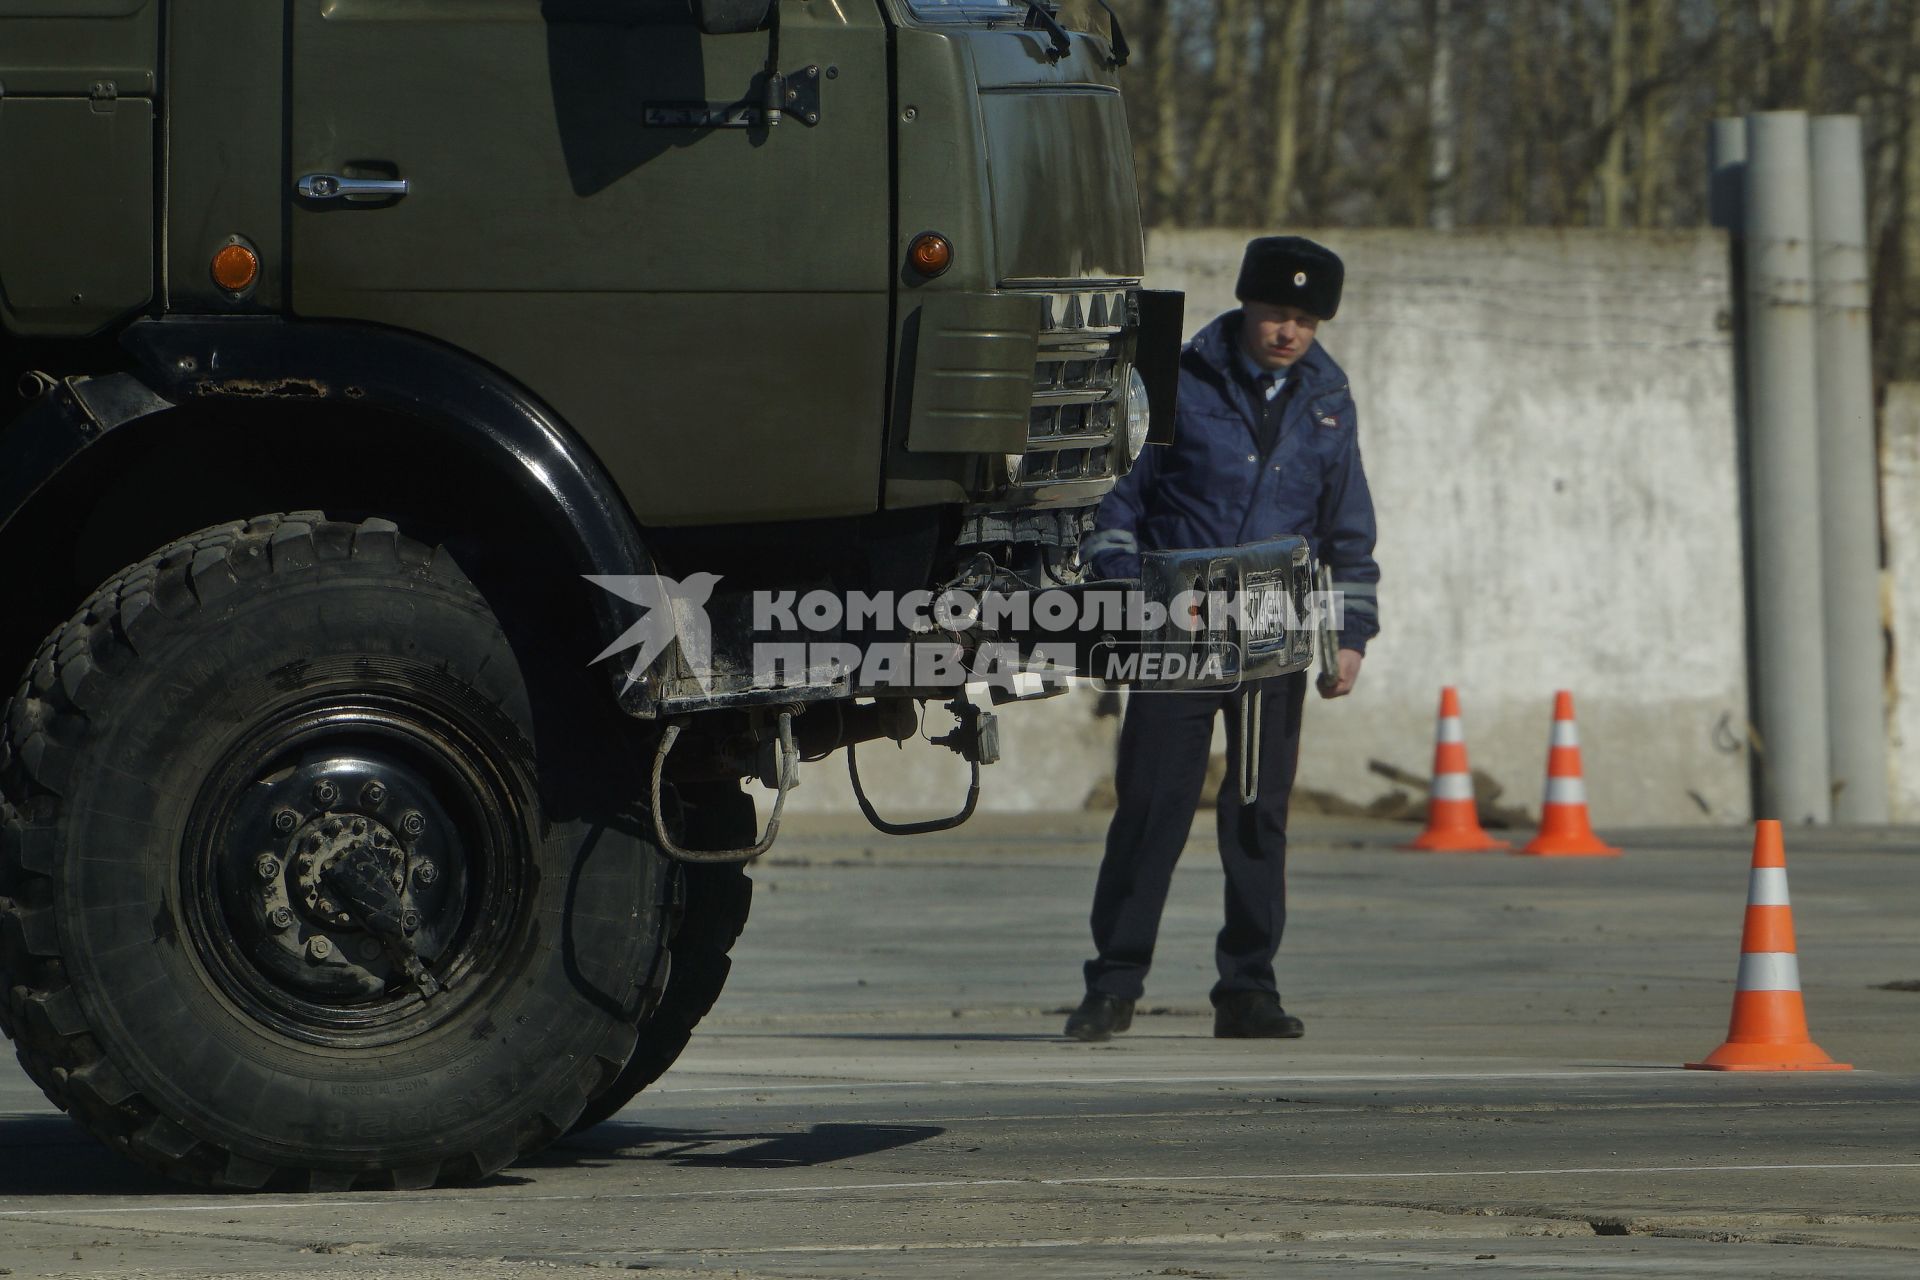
[{"xmin": 3, "ymin": 1162, "xmax": 1917, "ymax": 1220}]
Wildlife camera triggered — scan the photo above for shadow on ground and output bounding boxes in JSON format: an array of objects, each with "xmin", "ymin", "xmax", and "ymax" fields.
[
  {"xmin": 545, "ymin": 1121, "xmax": 944, "ymax": 1170},
  {"xmin": 794, "ymin": 1031, "xmax": 1069, "ymax": 1043},
  {"xmin": 0, "ymin": 1114, "xmax": 184, "ymax": 1196},
  {"xmin": 0, "ymin": 1113, "xmax": 940, "ymax": 1193}
]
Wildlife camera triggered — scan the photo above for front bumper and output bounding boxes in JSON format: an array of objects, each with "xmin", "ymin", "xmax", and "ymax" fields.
[{"xmin": 632, "ymin": 535, "xmax": 1317, "ymax": 714}]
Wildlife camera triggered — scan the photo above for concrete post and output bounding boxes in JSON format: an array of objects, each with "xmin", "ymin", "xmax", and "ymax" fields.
[
  {"xmin": 1743, "ymin": 111, "xmax": 1831, "ymax": 823},
  {"xmin": 1710, "ymin": 118, "xmax": 1761, "ymax": 819},
  {"xmin": 1708, "ymin": 119, "xmax": 1747, "ymax": 230},
  {"xmin": 1811, "ymin": 115, "xmax": 1890, "ymax": 822}
]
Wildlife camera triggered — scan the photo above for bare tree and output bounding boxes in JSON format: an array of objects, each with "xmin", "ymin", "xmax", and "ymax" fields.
[
  {"xmin": 1126, "ymin": 0, "xmax": 1920, "ymax": 382},
  {"xmin": 1265, "ymin": 0, "xmax": 1312, "ymax": 221},
  {"xmin": 1147, "ymin": 0, "xmax": 1184, "ymax": 225},
  {"xmin": 1426, "ymin": 0, "xmax": 1457, "ymax": 228},
  {"xmin": 1301, "ymin": 0, "xmax": 1357, "ymax": 224},
  {"xmin": 1600, "ymin": 0, "xmax": 1632, "ymax": 227},
  {"xmin": 1637, "ymin": 0, "xmax": 1672, "ymax": 226},
  {"xmin": 1803, "ymin": 0, "xmax": 1826, "ymax": 106},
  {"xmin": 1190, "ymin": 0, "xmax": 1254, "ymax": 225},
  {"xmin": 1503, "ymin": 1, "xmax": 1536, "ymax": 223}
]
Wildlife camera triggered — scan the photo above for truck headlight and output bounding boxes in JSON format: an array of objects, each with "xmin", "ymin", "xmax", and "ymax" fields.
[{"xmin": 1124, "ymin": 368, "xmax": 1150, "ymax": 461}]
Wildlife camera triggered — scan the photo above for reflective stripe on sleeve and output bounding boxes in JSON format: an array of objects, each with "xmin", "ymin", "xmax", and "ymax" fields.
[{"xmin": 1080, "ymin": 530, "xmax": 1138, "ymax": 558}]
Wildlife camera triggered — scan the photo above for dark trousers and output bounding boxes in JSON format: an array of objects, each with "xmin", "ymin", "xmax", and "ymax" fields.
[{"xmin": 1084, "ymin": 671, "xmax": 1309, "ymax": 1005}]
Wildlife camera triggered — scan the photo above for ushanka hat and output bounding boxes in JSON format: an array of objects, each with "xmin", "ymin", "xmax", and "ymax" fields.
[{"xmin": 1235, "ymin": 236, "xmax": 1344, "ymax": 320}]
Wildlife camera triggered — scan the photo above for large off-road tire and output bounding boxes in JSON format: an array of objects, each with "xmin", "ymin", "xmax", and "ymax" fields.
[
  {"xmin": 571, "ymin": 786, "xmax": 754, "ymax": 1133},
  {"xmin": 0, "ymin": 515, "xmax": 672, "ymax": 1190}
]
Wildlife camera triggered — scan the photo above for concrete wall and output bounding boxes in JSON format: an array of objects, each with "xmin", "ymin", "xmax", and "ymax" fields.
[
  {"xmin": 1881, "ymin": 384, "xmax": 1920, "ymax": 819},
  {"xmin": 789, "ymin": 229, "xmax": 1755, "ymax": 825}
]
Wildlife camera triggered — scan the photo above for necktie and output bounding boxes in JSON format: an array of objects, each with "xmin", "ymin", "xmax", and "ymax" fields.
[{"xmin": 1255, "ymin": 374, "xmax": 1295, "ymax": 457}]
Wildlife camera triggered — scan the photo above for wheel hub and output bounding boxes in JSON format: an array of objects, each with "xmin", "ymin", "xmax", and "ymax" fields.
[
  {"xmin": 205, "ymin": 734, "xmax": 474, "ymax": 1014},
  {"xmin": 290, "ymin": 812, "xmax": 408, "ymax": 930}
]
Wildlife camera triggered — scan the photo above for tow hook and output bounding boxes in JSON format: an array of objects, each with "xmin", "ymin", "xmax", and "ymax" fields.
[
  {"xmin": 846, "ymin": 695, "xmax": 995, "ymax": 836},
  {"xmin": 650, "ymin": 707, "xmax": 801, "ymax": 862}
]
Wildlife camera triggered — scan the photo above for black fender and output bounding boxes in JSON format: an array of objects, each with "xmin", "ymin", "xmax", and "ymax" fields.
[
  {"xmin": 0, "ymin": 371, "xmax": 175, "ymax": 530},
  {"xmin": 1, "ymin": 316, "xmax": 659, "ymax": 714}
]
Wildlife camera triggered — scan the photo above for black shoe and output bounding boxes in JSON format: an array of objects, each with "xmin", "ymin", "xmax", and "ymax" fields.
[
  {"xmin": 1213, "ymin": 991, "xmax": 1305, "ymax": 1039},
  {"xmin": 1065, "ymin": 993, "xmax": 1135, "ymax": 1042}
]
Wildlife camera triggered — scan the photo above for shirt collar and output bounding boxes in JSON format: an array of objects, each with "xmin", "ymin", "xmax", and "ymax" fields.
[{"xmin": 1234, "ymin": 343, "xmax": 1290, "ymax": 396}]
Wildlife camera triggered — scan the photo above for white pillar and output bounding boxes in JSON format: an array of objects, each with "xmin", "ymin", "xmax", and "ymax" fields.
[
  {"xmin": 1743, "ymin": 111, "xmax": 1831, "ymax": 823},
  {"xmin": 1810, "ymin": 115, "xmax": 1889, "ymax": 822}
]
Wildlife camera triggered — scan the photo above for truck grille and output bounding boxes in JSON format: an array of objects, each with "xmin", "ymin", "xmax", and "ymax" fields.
[{"xmin": 1011, "ymin": 288, "xmax": 1132, "ymax": 488}]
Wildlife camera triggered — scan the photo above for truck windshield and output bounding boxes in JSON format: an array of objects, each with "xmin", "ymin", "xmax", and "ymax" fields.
[
  {"xmin": 902, "ymin": 0, "xmax": 1024, "ymax": 19},
  {"xmin": 901, "ymin": 0, "xmax": 1105, "ymax": 33}
]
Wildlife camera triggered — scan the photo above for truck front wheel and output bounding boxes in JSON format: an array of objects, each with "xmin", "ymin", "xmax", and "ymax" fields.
[{"xmin": 0, "ymin": 515, "xmax": 670, "ymax": 1189}]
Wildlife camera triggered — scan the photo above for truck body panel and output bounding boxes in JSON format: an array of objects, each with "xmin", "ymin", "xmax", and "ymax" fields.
[
  {"xmin": 166, "ymin": 0, "xmax": 285, "ymax": 313},
  {"xmin": 287, "ymin": 0, "xmax": 891, "ymax": 524},
  {"xmin": 0, "ymin": 0, "xmax": 158, "ymax": 337}
]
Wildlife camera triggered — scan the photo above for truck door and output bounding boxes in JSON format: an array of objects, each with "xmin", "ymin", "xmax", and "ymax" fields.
[{"xmin": 288, "ymin": 0, "xmax": 891, "ymax": 525}]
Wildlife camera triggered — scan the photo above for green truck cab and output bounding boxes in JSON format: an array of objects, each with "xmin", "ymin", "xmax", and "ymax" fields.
[{"xmin": 0, "ymin": 0, "xmax": 1271, "ymax": 1190}]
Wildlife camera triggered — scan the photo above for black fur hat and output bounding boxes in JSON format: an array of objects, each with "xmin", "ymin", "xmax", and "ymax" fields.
[{"xmin": 1234, "ymin": 236, "xmax": 1344, "ymax": 320}]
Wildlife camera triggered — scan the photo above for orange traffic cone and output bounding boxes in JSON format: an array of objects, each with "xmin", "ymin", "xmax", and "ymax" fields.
[
  {"xmin": 1404, "ymin": 687, "xmax": 1509, "ymax": 852},
  {"xmin": 1687, "ymin": 821, "xmax": 1851, "ymax": 1072},
  {"xmin": 1518, "ymin": 691, "xmax": 1619, "ymax": 857}
]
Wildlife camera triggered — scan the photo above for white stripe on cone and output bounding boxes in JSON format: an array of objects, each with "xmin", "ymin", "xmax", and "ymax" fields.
[
  {"xmin": 1544, "ymin": 776, "xmax": 1588, "ymax": 805},
  {"xmin": 1436, "ymin": 718, "xmax": 1464, "ymax": 744},
  {"xmin": 1736, "ymin": 952, "xmax": 1802, "ymax": 992},
  {"xmin": 1431, "ymin": 773, "xmax": 1475, "ymax": 801},
  {"xmin": 1550, "ymin": 721, "xmax": 1580, "ymax": 747},
  {"xmin": 1746, "ymin": 867, "xmax": 1792, "ymax": 907}
]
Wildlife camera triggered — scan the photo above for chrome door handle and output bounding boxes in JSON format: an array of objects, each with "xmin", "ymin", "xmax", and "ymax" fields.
[{"xmin": 297, "ymin": 173, "xmax": 409, "ymax": 201}]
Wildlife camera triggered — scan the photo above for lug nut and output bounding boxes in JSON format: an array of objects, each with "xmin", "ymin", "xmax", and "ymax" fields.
[
  {"xmin": 269, "ymin": 907, "xmax": 294, "ymax": 929},
  {"xmin": 400, "ymin": 811, "xmax": 425, "ymax": 838},
  {"xmin": 255, "ymin": 855, "xmax": 280, "ymax": 881},
  {"xmin": 352, "ymin": 818, "xmax": 368, "ymax": 837},
  {"xmin": 414, "ymin": 862, "xmax": 438, "ymax": 887},
  {"xmin": 307, "ymin": 936, "xmax": 333, "ymax": 961},
  {"xmin": 313, "ymin": 779, "xmax": 338, "ymax": 806},
  {"xmin": 362, "ymin": 780, "xmax": 387, "ymax": 806},
  {"xmin": 273, "ymin": 809, "xmax": 299, "ymax": 834},
  {"xmin": 317, "ymin": 898, "xmax": 337, "ymax": 917},
  {"xmin": 401, "ymin": 910, "xmax": 421, "ymax": 934}
]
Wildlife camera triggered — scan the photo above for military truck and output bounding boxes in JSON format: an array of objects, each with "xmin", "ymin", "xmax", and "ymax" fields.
[{"xmin": 0, "ymin": 0, "xmax": 1312, "ymax": 1189}]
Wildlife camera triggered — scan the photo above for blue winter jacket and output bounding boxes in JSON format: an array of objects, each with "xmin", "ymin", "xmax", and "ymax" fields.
[{"xmin": 1085, "ymin": 310, "xmax": 1380, "ymax": 652}]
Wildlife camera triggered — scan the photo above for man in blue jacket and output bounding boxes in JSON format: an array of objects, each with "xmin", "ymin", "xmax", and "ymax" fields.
[{"xmin": 1065, "ymin": 236, "xmax": 1380, "ymax": 1042}]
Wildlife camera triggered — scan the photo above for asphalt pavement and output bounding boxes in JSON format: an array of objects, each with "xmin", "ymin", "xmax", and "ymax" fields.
[{"xmin": 2, "ymin": 813, "xmax": 1916, "ymax": 1278}]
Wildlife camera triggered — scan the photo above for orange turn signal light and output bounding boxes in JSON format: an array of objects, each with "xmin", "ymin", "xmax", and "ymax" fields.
[
  {"xmin": 907, "ymin": 231, "xmax": 953, "ymax": 278},
  {"xmin": 211, "ymin": 242, "xmax": 259, "ymax": 294}
]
